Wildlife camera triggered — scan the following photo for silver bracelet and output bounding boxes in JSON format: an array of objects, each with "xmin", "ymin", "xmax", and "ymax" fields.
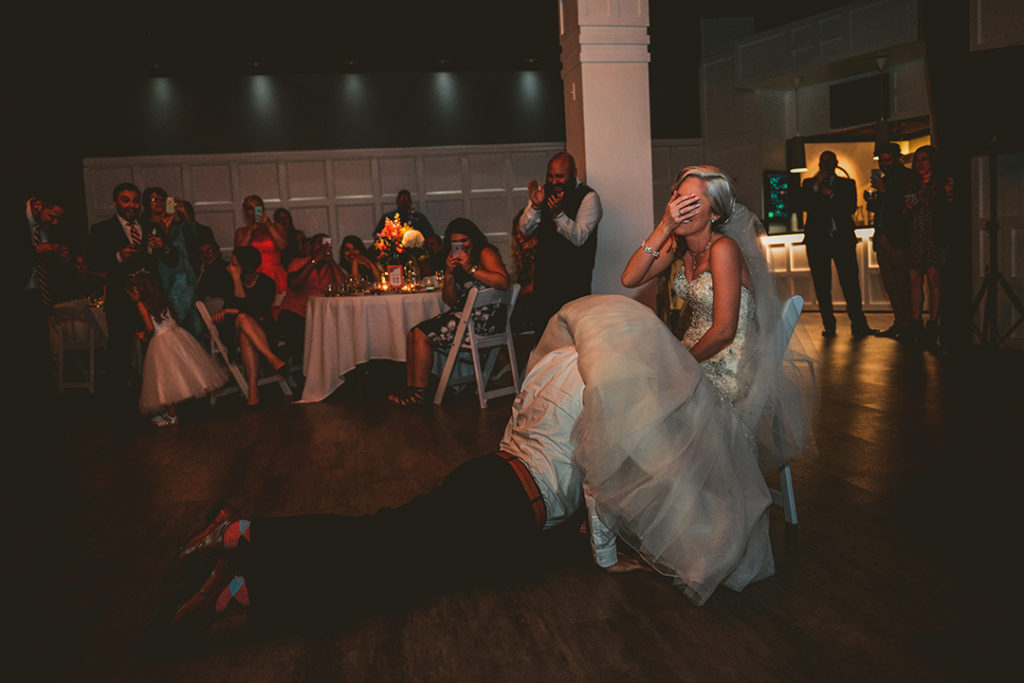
[{"xmin": 639, "ymin": 240, "xmax": 660, "ymax": 258}]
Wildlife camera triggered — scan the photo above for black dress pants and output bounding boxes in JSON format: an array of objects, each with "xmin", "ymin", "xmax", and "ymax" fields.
[
  {"xmin": 239, "ymin": 453, "xmax": 540, "ymax": 620},
  {"xmin": 805, "ymin": 237, "xmax": 868, "ymax": 331}
]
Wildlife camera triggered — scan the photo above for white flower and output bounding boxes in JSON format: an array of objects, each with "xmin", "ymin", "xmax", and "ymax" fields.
[{"xmin": 401, "ymin": 229, "xmax": 424, "ymax": 249}]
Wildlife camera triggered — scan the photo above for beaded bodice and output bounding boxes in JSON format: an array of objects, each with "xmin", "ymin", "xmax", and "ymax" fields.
[{"xmin": 673, "ymin": 269, "xmax": 754, "ymax": 402}]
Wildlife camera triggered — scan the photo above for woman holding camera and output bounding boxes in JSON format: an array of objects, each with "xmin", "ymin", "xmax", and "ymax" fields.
[
  {"xmin": 388, "ymin": 218, "xmax": 509, "ymax": 407},
  {"xmin": 235, "ymin": 195, "xmax": 288, "ymax": 309},
  {"xmin": 142, "ymin": 187, "xmax": 201, "ymax": 337}
]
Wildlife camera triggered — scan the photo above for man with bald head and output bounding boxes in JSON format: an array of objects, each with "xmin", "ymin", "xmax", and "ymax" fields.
[
  {"xmin": 517, "ymin": 152, "xmax": 603, "ymax": 336},
  {"xmin": 799, "ymin": 150, "xmax": 875, "ymax": 338}
]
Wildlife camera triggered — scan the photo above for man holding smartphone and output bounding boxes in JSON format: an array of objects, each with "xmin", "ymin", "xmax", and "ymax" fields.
[
  {"xmin": 516, "ymin": 152, "xmax": 603, "ymax": 338},
  {"xmin": 798, "ymin": 150, "xmax": 875, "ymax": 338},
  {"xmin": 865, "ymin": 143, "xmax": 912, "ymax": 341},
  {"xmin": 88, "ymin": 182, "xmax": 179, "ymax": 405}
]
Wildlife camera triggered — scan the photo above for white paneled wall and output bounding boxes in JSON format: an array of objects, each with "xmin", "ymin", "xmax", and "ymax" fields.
[{"xmin": 83, "ymin": 143, "xmax": 564, "ymax": 274}]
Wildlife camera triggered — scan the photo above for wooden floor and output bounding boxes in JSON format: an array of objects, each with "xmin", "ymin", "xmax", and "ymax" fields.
[{"xmin": 9, "ymin": 313, "xmax": 1023, "ymax": 682}]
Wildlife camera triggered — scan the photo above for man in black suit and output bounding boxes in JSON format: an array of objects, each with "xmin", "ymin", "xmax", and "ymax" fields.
[
  {"xmin": 865, "ymin": 142, "xmax": 913, "ymax": 341},
  {"xmin": 799, "ymin": 150, "xmax": 875, "ymax": 338},
  {"xmin": 88, "ymin": 182, "xmax": 180, "ymax": 403}
]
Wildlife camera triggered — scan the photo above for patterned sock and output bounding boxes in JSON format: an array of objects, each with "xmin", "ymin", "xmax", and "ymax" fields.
[
  {"xmin": 215, "ymin": 575, "xmax": 251, "ymax": 612},
  {"xmin": 222, "ymin": 519, "xmax": 251, "ymax": 550}
]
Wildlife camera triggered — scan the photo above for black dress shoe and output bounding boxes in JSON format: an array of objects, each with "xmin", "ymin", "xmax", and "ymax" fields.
[
  {"xmin": 170, "ymin": 559, "xmax": 236, "ymax": 626},
  {"xmin": 166, "ymin": 502, "xmax": 240, "ymax": 580},
  {"xmin": 851, "ymin": 325, "xmax": 879, "ymax": 338},
  {"xmin": 875, "ymin": 325, "xmax": 900, "ymax": 339},
  {"xmin": 822, "ymin": 328, "xmax": 837, "ymax": 338}
]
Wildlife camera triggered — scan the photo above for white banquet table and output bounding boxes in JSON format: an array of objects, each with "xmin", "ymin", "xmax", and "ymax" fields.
[{"xmin": 299, "ymin": 290, "xmax": 445, "ymax": 402}]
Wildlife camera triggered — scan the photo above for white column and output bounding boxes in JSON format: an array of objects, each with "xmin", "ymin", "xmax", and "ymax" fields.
[{"xmin": 559, "ymin": 0, "xmax": 655, "ymax": 307}]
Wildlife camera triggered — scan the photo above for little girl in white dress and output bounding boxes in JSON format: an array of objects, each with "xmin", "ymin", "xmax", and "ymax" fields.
[{"xmin": 128, "ymin": 271, "xmax": 228, "ymax": 427}]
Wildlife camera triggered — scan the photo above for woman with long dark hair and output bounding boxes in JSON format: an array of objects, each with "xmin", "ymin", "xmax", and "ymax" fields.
[
  {"xmin": 142, "ymin": 187, "xmax": 201, "ymax": 337},
  {"xmin": 211, "ymin": 246, "xmax": 288, "ymax": 407},
  {"xmin": 338, "ymin": 235, "xmax": 383, "ymax": 283},
  {"xmin": 388, "ymin": 218, "xmax": 510, "ymax": 406}
]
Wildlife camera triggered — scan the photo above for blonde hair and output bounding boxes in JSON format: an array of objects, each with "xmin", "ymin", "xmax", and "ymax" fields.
[{"xmin": 671, "ymin": 165, "xmax": 737, "ymax": 229}]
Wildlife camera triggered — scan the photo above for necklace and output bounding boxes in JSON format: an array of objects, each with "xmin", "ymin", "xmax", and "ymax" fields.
[{"xmin": 687, "ymin": 232, "xmax": 714, "ymax": 261}]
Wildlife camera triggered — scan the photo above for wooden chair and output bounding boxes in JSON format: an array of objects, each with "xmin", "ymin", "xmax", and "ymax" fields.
[
  {"xmin": 765, "ymin": 295, "xmax": 807, "ymax": 525},
  {"xmin": 195, "ymin": 300, "xmax": 292, "ymax": 404},
  {"xmin": 432, "ymin": 284, "xmax": 521, "ymax": 409},
  {"xmin": 50, "ymin": 302, "xmax": 106, "ymax": 394}
]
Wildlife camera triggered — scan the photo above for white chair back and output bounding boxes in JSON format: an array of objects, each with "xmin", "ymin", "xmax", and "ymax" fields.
[
  {"xmin": 50, "ymin": 301, "xmax": 107, "ymax": 394},
  {"xmin": 766, "ymin": 295, "xmax": 804, "ymax": 525},
  {"xmin": 432, "ymin": 284, "xmax": 522, "ymax": 409}
]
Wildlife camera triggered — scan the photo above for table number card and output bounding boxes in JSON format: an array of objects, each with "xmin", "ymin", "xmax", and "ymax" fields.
[{"xmin": 387, "ymin": 265, "xmax": 404, "ymax": 288}]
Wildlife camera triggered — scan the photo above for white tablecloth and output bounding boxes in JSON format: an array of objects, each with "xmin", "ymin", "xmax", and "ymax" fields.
[{"xmin": 299, "ymin": 290, "xmax": 445, "ymax": 402}]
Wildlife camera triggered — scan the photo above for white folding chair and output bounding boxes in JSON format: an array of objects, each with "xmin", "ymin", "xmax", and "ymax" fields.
[
  {"xmin": 50, "ymin": 302, "xmax": 106, "ymax": 394},
  {"xmin": 195, "ymin": 300, "xmax": 292, "ymax": 404},
  {"xmin": 432, "ymin": 284, "xmax": 521, "ymax": 409},
  {"xmin": 766, "ymin": 295, "xmax": 806, "ymax": 525}
]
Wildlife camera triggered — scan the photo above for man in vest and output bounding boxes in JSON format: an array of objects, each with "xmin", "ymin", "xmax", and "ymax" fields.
[{"xmin": 517, "ymin": 152, "xmax": 603, "ymax": 337}]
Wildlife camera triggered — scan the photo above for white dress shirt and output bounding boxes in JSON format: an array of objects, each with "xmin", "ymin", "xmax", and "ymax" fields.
[
  {"xmin": 500, "ymin": 345, "xmax": 618, "ymax": 567},
  {"xmin": 517, "ymin": 179, "xmax": 603, "ymax": 247}
]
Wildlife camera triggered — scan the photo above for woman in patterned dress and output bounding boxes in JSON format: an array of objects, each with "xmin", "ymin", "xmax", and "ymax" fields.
[{"xmin": 388, "ymin": 218, "xmax": 510, "ymax": 406}]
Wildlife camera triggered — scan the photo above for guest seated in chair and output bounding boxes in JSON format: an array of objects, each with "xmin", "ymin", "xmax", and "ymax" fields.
[
  {"xmin": 210, "ymin": 246, "xmax": 287, "ymax": 408},
  {"xmin": 277, "ymin": 234, "xmax": 347, "ymax": 370},
  {"xmin": 195, "ymin": 240, "xmax": 233, "ymax": 304},
  {"xmin": 388, "ymin": 218, "xmax": 509, "ymax": 407},
  {"xmin": 338, "ymin": 235, "xmax": 382, "ymax": 284}
]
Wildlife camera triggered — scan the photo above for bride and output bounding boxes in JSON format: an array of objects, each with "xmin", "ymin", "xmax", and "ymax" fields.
[{"xmin": 533, "ymin": 165, "xmax": 815, "ymax": 604}]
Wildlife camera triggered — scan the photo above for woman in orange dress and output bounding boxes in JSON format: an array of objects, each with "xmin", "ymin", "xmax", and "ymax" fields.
[{"xmin": 234, "ymin": 195, "xmax": 288, "ymax": 310}]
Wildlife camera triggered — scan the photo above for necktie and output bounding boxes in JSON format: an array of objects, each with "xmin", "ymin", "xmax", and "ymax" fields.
[
  {"xmin": 33, "ymin": 226, "xmax": 51, "ymax": 308},
  {"xmin": 129, "ymin": 221, "xmax": 142, "ymax": 247}
]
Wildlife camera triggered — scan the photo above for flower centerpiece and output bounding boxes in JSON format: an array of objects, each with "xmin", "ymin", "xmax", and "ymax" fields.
[
  {"xmin": 371, "ymin": 213, "xmax": 427, "ymax": 287},
  {"xmin": 371, "ymin": 213, "xmax": 426, "ymax": 267}
]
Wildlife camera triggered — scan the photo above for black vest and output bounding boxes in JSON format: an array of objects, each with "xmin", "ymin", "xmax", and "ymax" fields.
[{"xmin": 533, "ymin": 181, "xmax": 597, "ymax": 317}]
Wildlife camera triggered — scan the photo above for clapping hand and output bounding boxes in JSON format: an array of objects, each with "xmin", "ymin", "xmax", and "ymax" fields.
[{"xmin": 527, "ymin": 179, "xmax": 546, "ymax": 210}]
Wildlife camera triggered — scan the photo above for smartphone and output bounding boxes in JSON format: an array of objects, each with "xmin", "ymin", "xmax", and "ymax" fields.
[
  {"xmin": 324, "ymin": 236, "xmax": 332, "ymax": 247},
  {"xmin": 450, "ymin": 242, "xmax": 465, "ymax": 256},
  {"xmin": 254, "ymin": 205, "xmax": 264, "ymax": 220},
  {"xmin": 871, "ymin": 169, "xmax": 883, "ymax": 181},
  {"xmin": 165, "ymin": 196, "xmax": 176, "ymax": 214}
]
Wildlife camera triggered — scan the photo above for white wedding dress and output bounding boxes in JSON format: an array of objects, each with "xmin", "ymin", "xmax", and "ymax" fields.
[
  {"xmin": 675, "ymin": 269, "xmax": 754, "ymax": 403},
  {"xmin": 529, "ymin": 293, "xmax": 775, "ymax": 605}
]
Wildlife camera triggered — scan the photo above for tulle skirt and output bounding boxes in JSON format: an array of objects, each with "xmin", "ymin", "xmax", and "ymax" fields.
[
  {"xmin": 139, "ymin": 322, "xmax": 229, "ymax": 414},
  {"xmin": 529, "ymin": 295, "xmax": 774, "ymax": 605}
]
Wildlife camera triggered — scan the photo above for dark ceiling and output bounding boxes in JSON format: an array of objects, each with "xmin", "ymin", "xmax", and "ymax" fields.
[{"xmin": 8, "ymin": 1, "xmax": 856, "ymax": 78}]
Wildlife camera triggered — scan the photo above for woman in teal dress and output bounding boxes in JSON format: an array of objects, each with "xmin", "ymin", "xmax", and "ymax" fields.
[{"xmin": 143, "ymin": 187, "xmax": 202, "ymax": 338}]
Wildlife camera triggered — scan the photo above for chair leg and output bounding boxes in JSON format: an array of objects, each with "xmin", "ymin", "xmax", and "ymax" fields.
[
  {"xmin": 507, "ymin": 337, "xmax": 521, "ymax": 394},
  {"xmin": 470, "ymin": 339, "xmax": 488, "ymax": 409},
  {"xmin": 771, "ymin": 462, "xmax": 798, "ymax": 525}
]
